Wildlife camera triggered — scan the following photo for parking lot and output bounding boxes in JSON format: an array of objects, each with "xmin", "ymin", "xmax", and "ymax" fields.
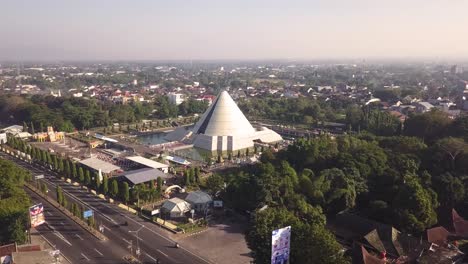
[{"xmin": 177, "ymin": 214, "xmax": 252, "ymax": 264}]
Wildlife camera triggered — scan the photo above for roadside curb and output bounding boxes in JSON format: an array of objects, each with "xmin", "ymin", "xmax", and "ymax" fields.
[
  {"xmin": 179, "ymin": 227, "xmax": 209, "ymax": 238},
  {"xmin": 24, "ymin": 183, "xmax": 108, "ymax": 241}
]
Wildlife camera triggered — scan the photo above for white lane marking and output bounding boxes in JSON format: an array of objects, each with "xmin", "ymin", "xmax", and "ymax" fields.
[
  {"xmin": 94, "ymin": 248, "xmax": 104, "ymax": 256},
  {"xmin": 75, "ymin": 234, "xmax": 83, "ymax": 240},
  {"xmin": 122, "ymin": 238, "xmax": 131, "ymax": 244},
  {"xmin": 46, "ymin": 211, "xmax": 52, "ymax": 216},
  {"xmin": 103, "ymin": 225, "xmax": 111, "ymax": 231},
  {"xmin": 132, "ymin": 234, "xmax": 143, "ymax": 241},
  {"xmin": 39, "ymin": 234, "xmax": 74, "ymax": 264},
  {"xmin": 53, "ymin": 232, "xmax": 72, "ymax": 246},
  {"xmin": 145, "ymin": 253, "xmax": 157, "ymax": 262},
  {"xmin": 101, "ymin": 213, "xmax": 117, "ymax": 224},
  {"xmin": 157, "ymin": 249, "xmax": 168, "ymax": 257},
  {"xmin": 81, "ymin": 253, "xmax": 90, "ymax": 261},
  {"xmin": 60, "ymin": 221, "xmax": 65, "ymax": 226}
]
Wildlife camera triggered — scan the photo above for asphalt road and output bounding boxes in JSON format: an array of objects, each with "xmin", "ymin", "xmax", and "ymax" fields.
[
  {"xmin": 1, "ymin": 153, "xmax": 212, "ymax": 264},
  {"xmin": 25, "ymin": 188, "xmax": 127, "ymax": 264}
]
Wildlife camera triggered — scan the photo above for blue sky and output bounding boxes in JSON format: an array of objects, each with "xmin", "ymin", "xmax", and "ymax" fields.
[{"xmin": 1, "ymin": 0, "xmax": 468, "ymax": 61}]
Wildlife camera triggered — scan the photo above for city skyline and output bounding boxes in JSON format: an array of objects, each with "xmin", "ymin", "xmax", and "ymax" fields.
[{"xmin": 1, "ymin": 0, "xmax": 468, "ymax": 61}]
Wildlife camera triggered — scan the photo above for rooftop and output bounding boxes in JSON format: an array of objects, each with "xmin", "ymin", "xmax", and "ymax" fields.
[
  {"xmin": 126, "ymin": 156, "xmax": 169, "ymax": 169},
  {"xmin": 79, "ymin": 157, "xmax": 121, "ymax": 174},
  {"xmin": 120, "ymin": 168, "xmax": 171, "ymax": 185}
]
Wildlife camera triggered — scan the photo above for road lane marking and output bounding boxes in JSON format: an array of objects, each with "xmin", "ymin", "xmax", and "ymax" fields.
[
  {"xmin": 46, "ymin": 211, "xmax": 52, "ymax": 216},
  {"xmin": 94, "ymin": 248, "xmax": 104, "ymax": 256},
  {"xmin": 103, "ymin": 225, "xmax": 111, "ymax": 231},
  {"xmin": 157, "ymin": 249, "xmax": 168, "ymax": 257},
  {"xmin": 81, "ymin": 253, "xmax": 90, "ymax": 261},
  {"xmin": 132, "ymin": 234, "xmax": 143, "ymax": 241},
  {"xmin": 60, "ymin": 221, "xmax": 65, "ymax": 226},
  {"xmin": 53, "ymin": 232, "xmax": 72, "ymax": 246},
  {"xmin": 122, "ymin": 238, "xmax": 131, "ymax": 244},
  {"xmin": 75, "ymin": 234, "xmax": 83, "ymax": 240},
  {"xmin": 145, "ymin": 253, "xmax": 157, "ymax": 262},
  {"xmin": 101, "ymin": 213, "xmax": 117, "ymax": 224}
]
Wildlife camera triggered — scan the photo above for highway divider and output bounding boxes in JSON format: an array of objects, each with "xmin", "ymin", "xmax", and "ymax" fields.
[
  {"xmin": 117, "ymin": 203, "xmax": 137, "ymax": 214},
  {"xmin": 24, "ymin": 182, "xmax": 108, "ymax": 241}
]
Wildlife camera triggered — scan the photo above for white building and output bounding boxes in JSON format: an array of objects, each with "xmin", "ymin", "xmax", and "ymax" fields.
[
  {"xmin": 166, "ymin": 91, "xmax": 282, "ymax": 152},
  {"xmin": 167, "ymin": 93, "xmax": 185, "ymax": 105},
  {"xmin": 161, "ymin": 197, "xmax": 191, "ymax": 218}
]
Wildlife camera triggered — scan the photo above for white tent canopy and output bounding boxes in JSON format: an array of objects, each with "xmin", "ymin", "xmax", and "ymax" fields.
[{"xmin": 125, "ymin": 156, "xmax": 169, "ymax": 172}]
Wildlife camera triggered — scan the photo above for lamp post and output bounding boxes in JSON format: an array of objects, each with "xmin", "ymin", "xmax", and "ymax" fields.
[{"xmin": 128, "ymin": 225, "xmax": 144, "ymax": 258}]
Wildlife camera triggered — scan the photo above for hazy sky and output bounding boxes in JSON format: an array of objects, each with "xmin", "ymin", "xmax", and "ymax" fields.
[{"xmin": 1, "ymin": 0, "xmax": 468, "ymax": 61}]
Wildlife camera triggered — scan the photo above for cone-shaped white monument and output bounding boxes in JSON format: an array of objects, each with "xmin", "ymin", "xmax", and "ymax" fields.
[{"xmin": 166, "ymin": 91, "xmax": 282, "ymax": 152}]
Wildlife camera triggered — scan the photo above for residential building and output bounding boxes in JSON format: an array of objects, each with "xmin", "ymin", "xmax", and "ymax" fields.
[{"xmin": 167, "ymin": 93, "xmax": 185, "ymax": 105}]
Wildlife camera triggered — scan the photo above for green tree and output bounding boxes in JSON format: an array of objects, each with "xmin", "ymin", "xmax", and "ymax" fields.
[
  {"xmin": 205, "ymin": 174, "xmax": 224, "ymax": 196},
  {"xmin": 94, "ymin": 172, "xmax": 101, "ymax": 190},
  {"xmin": 65, "ymin": 160, "xmax": 71, "ymax": 177},
  {"xmin": 121, "ymin": 182, "xmax": 130, "ymax": 204},
  {"xmin": 404, "ymin": 109, "xmax": 452, "ymax": 142},
  {"xmin": 46, "ymin": 152, "xmax": 52, "ymax": 166},
  {"xmin": 393, "ymin": 175, "xmax": 438, "ymax": 233},
  {"xmin": 72, "ymin": 163, "xmax": 78, "ymax": 179},
  {"xmin": 87, "ymin": 216, "xmax": 95, "ymax": 228},
  {"xmin": 30, "ymin": 122, "xmax": 35, "ymax": 134},
  {"xmin": 102, "ymin": 177, "xmax": 109, "ymax": 195},
  {"xmin": 78, "ymin": 167, "xmax": 84, "ymax": 183},
  {"xmin": 110, "ymin": 179, "xmax": 119, "ymax": 198},
  {"xmin": 84, "ymin": 169, "xmax": 91, "ymax": 185},
  {"xmin": 56, "ymin": 186, "xmax": 63, "ymax": 205},
  {"xmin": 52, "ymin": 155, "xmax": 58, "ymax": 170},
  {"xmin": 156, "ymin": 177, "xmax": 163, "ymax": 192},
  {"xmin": 40, "ymin": 182, "xmax": 48, "ymax": 195},
  {"xmin": 58, "ymin": 158, "xmax": 64, "ymax": 173},
  {"xmin": 432, "ymin": 172, "xmax": 465, "ymax": 211},
  {"xmin": 246, "ymin": 207, "xmax": 347, "ymax": 264},
  {"xmin": 184, "ymin": 171, "xmax": 191, "ymax": 186}
]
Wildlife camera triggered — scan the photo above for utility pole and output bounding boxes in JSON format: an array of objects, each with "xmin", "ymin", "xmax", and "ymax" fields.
[{"xmin": 128, "ymin": 226, "xmax": 144, "ymax": 259}]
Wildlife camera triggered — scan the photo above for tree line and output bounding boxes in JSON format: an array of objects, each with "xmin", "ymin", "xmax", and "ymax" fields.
[
  {"xmin": 0, "ymin": 94, "xmax": 208, "ymax": 131},
  {"xmin": 0, "ymin": 159, "xmax": 32, "ymax": 245},
  {"xmin": 216, "ymin": 112, "xmax": 468, "ymax": 263}
]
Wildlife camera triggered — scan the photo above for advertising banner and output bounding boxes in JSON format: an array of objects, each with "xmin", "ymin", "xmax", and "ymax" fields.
[
  {"xmin": 271, "ymin": 226, "xmax": 291, "ymax": 264},
  {"xmin": 29, "ymin": 203, "xmax": 45, "ymax": 228}
]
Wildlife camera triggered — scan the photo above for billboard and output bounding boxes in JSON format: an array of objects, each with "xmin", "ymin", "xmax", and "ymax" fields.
[
  {"xmin": 29, "ymin": 203, "xmax": 45, "ymax": 228},
  {"xmin": 83, "ymin": 210, "xmax": 93, "ymax": 219},
  {"xmin": 271, "ymin": 226, "xmax": 291, "ymax": 264}
]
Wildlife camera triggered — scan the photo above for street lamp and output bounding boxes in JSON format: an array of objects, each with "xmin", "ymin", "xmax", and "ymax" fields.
[{"xmin": 128, "ymin": 226, "xmax": 144, "ymax": 258}]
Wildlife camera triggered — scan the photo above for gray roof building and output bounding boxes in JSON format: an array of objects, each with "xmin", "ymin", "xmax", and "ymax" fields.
[{"xmin": 120, "ymin": 168, "xmax": 172, "ymax": 186}]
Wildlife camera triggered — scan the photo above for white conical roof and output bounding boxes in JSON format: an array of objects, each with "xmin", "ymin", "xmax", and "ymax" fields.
[{"xmin": 192, "ymin": 91, "xmax": 255, "ymax": 136}]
